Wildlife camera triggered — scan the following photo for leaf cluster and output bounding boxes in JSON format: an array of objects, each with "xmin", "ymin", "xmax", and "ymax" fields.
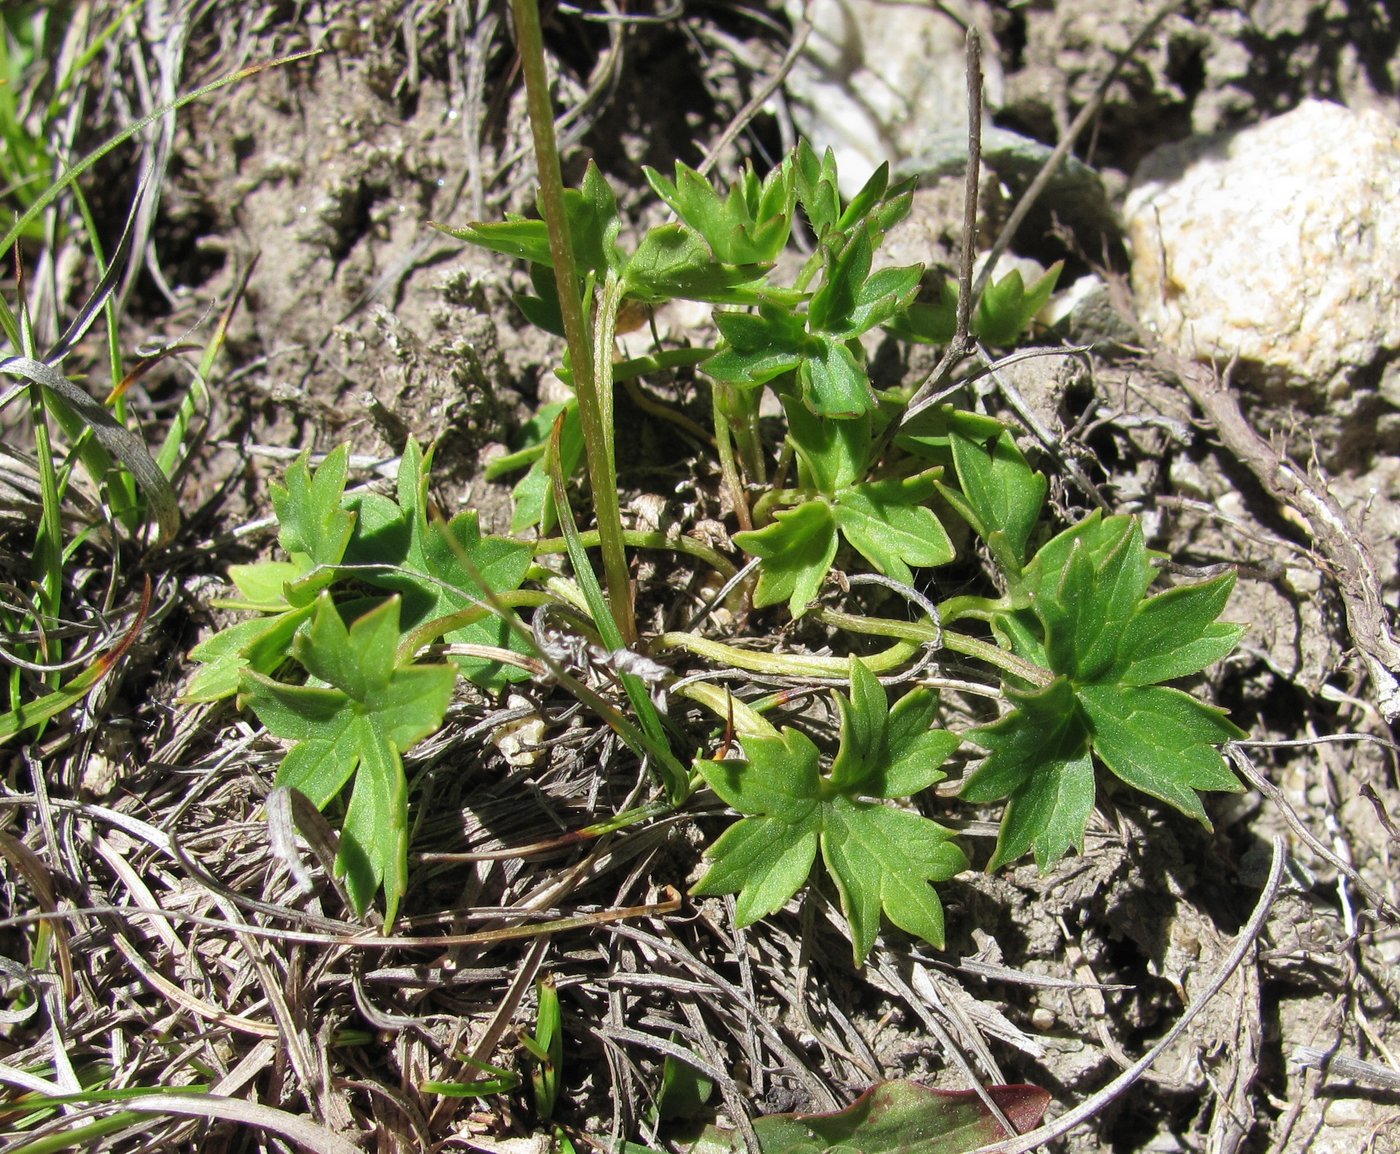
[
  {"xmin": 694, "ymin": 660, "xmax": 965, "ymax": 965},
  {"xmin": 946, "ymin": 433, "xmax": 1245, "ymax": 869},
  {"xmin": 186, "ymin": 442, "xmax": 533, "ymax": 919},
  {"xmin": 194, "ymin": 136, "xmax": 1246, "ymax": 967}
]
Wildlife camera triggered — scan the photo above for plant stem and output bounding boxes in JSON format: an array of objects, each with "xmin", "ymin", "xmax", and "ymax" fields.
[
  {"xmin": 712, "ymin": 385, "xmax": 753, "ymax": 532},
  {"xmin": 511, "ymin": 0, "xmax": 634, "ymax": 644},
  {"xmin": 651, "ymin": 632, "xmax": 918, "ymax": 678},
  {"xmin": 674, "ymin": 681, "xmax": 778, "ymax": 739},
  {"xmin": 810, "ymin": 606, "xmax": 1054, "ymax": 689},
  {"xmin": 533, "ymin": 529, "xmax": 738, "ymax": 580}
]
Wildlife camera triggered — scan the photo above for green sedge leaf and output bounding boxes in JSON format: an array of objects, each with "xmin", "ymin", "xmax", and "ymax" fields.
[
  {"xmin": 833, "ymin": 472, "xmax": 955, "ymax": 585},
  {"xmin": 734, "ymin": 499, "xmax": 839, "ymax": 617},
  {"xmin": 1115, "ymin": 573, "xmax": 1243, "ymax": 685},
  {"xmin": 483, "ymin": 400, "xmax": 571, "ymax": 480},
  {"xmin": 727, "ymin": 1081, "xmax": 1052, "ymax": 1154},
  {"xmin": 1078, "ymin": 683, "xmax": 1244, "ymax": 825}
]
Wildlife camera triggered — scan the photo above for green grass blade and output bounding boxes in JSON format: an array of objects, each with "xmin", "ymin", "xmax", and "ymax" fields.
[{"xmin": 547, "ymin": 415, "xmax": 689, "ymax": 802}]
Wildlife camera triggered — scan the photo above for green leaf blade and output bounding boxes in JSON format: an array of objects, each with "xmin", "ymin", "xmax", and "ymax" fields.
[
  {"xmin": 1116, "ymin": 572, "xmax": 1243, "ymax": 685},
  {"xmin": 833, "ymin": 473, "xmax": 955, "ymax": 584},
  {"xmin": 1080, "ymin": 682, "xmax": 1244, "ymax": 826},
  {"xmin": 734, "ymin": 500, "xmax": 839, "ymax": 617},
  {"xmin": 692, "ymin": 816, "xmax": 819, "ymax": 926}
]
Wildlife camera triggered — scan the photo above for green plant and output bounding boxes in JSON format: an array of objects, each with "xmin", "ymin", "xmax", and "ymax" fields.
[
  {"xmin": 190, "ymin": 2, "xmax": 1244, "ymax": 1023},
  {"xmin": 441, "ymin": 122, "xmax": 1243, "ymax": 902},
  {"xmin": 693, "ymin": 659, "xmax": 966, "ymax": 964}
]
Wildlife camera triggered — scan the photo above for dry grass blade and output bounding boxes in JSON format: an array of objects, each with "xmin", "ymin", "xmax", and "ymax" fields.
[
  {"xmin": 114, "ymin": 1094, "xmax": 362, "ymax": 1154},
  {"xmin": 1173, "ymin": 357, "xmax": 1400, "ymax": 721},
  {"xmin": 0, "ymin": 828, "xmax": 72, "ymax": 997},
  {"xmin": 0, "ymin": 356, "xmax": 178, "ymax": 545}
]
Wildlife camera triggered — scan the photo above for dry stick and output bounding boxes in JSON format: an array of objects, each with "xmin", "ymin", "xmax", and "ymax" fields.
[
  {"xmin": 969, "ymin": 0, "xmax": 1185, "ymax": 307},
  {"xmin": 898, "ymin": 26, "xmax": 983, "ymax": 431},
  {"xmin": 697, "ymin": 16, "xmax": 812, "ymax": 177},
  {"xmin": 968, "ymin": 835, "xmax": 1286, "ymax": 1154},
  {"xmin": 902, "ymin": 0, "xmax": 1184, "ymax": 434},
  {"xmin": 1172, "ymin": 358, "xmax": 1400, "ymax": 723},
  {"xmin": 1226, "ymin": 743, "xmax": 1398, "ymax": 919}
]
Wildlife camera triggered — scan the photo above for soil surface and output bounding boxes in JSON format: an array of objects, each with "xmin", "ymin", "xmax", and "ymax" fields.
[{"xmin": 3, "ymin": 3, "xmax": 1398, "ymax": 1153}]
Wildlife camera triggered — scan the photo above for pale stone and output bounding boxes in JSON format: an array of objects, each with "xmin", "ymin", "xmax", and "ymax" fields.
[{"xmin": 1124, "ymin": 100, "xmax": 1400, "ymax": 396}]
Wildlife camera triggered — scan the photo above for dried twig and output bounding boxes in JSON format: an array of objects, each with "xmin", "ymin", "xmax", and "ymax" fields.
[{"xmin": 1172, "ymin": 357, "xmax": 1400, "ymax": 722}]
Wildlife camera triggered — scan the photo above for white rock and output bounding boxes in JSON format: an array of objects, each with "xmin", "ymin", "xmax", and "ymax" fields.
[
  {"xmin": 1124, "ymin": 100, "xmax": 1400, "ymax": 396},
  {"xmin": 783, "ymin": 0, "xmax": 1002, "ymax": 196}
]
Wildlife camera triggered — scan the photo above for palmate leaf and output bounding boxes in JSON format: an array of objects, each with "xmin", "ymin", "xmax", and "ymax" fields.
[
  {"xmin": 964, "ymin": 512, "xmax": 1245, "ymax": 871},
  {"xmin": 942, "ymin": 427, "xmax": 1048, "ymax": 573},
  {"xmin": 694, "ymin": 660, "xmax": 964, "ymax": 965},
  {"xmin": 643, "ymin": 158, "xmax": 795, "ymax": 265},
  {"xmin": 833, "ymin": 472, "xmax": 955, "ymax": 585},
  {"xmin": 344, "ymin": 440, "xmax": 533, "ymax": 691},
  {"xmin": 184, "ymin": 448, "xmax": 356, "ymax": 703},
  {"xmin": 736, "ymin": 460, "xmax": 954, "ymax": 618},
  {"xmin": 733, "ymin": 500, "xmax": 838, "ymax": 617},
  {"xmin": 239, "ymin": 594, "xmax": 455, "ymax": 924}
]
